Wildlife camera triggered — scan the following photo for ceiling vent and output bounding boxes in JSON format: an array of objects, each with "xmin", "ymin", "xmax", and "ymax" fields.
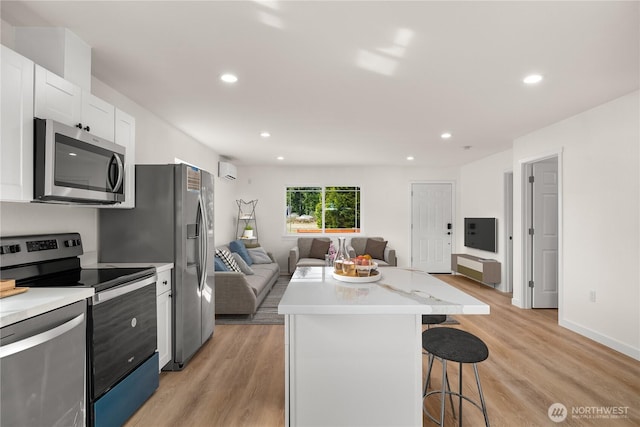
[{"xmin": 218, "ymin": 161, "xmax": 237, "ymax": 180}]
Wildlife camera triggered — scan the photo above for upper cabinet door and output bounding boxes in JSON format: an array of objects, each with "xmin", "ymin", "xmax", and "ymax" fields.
[
  {"xmin": 82, "ymin": 92, "xmax": 115, "ymax": 141},
  {"xmin": 114, "ymin": 108, "xmax": 136, "ymax": 208},
  {"xmin": 1, "ymin": 46, "xmax": 34, "ymax": 202},
  {"xmin": 34, "ymin": 64, "xmax": 82, "ymax": 127}
]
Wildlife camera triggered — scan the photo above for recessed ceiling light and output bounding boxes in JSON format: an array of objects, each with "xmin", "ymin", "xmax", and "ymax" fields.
[
  {"xmin": 440, "ymin": 132, "xmax": 452, "ymax": 140},
  {"xmin": 260, "ymin": 132, "xmax": 271, "ymax": 138},
  {"xmin": 69, "ymin": 152, "xmax": 77, "ymax": 156},
  {"xmin": 220, "ymin": 73, "xmax": 238, "ymax": 83},
  {"xmin": 406, "ymin": 156, "xmax": 414, "ymax": 161},
  {"xmin": 277, "ymin": 156, "xmax": 284, "ymax": 160},
  {"xmin": 523, "ymin": 74, "xmax": 543, "ymax": 85}
]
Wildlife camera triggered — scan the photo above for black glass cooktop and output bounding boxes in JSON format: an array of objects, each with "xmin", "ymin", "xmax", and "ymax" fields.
[{"xmin": 22, "ymin": 267, "xmax": 155, "ymax": 293}]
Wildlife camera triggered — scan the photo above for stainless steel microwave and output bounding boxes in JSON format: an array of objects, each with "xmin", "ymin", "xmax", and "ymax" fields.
[{"xmin": 34, "ymin": 118, "xmax": 126, "ymax": 204}]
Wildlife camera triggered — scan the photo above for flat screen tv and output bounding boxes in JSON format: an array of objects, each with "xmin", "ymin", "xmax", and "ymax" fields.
[{"xmin": 464, "ymin": 217, "xmax": 497, "ymax": 253}]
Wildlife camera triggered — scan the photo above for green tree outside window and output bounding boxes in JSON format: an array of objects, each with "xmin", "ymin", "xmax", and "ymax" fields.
[{"xmin": 286, "ymin": 186, "xmax": 360, "ymax": 234}]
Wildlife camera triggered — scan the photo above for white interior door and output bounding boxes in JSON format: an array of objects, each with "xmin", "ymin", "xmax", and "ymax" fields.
[
  {"xmin": 531, "ymin": 159, "xmax": 559, "ymax": 308},
  {"xmin": 411, "ymin": 183, "xmax": 453, "ymax": 273}
]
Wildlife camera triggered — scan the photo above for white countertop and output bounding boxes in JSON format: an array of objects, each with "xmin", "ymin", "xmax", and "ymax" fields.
[
  {"xmin": 0, "ymin": 287, "xmax": 94, "ymax": 328},
  {"xmin": 278, "ymin": 267, "xmax": 490, "ymax": 315},
  {"xmin": 87, "ymin": 262, "xmax": 174, "ymax": 273},
  {"xmin": 0, "ymin": 263, "xmax": 173, "ymax": 329}
]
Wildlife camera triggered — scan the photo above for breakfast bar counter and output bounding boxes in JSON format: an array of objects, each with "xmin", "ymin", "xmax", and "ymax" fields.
[{"xmin": 278, "ymin": 266, "xmax": 490, "ymax": 427}]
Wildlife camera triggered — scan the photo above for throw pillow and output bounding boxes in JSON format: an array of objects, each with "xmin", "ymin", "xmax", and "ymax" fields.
[
  {"xmin": 215, "ymin": 248, "xmax": 242, "ymax": 273},
  {"xmin": 364, "ymin": 239, "xmax": 387, "ymax": 261},
  {"xmin": 231, "ymin": 252, "xmax": 254, "ymax": 275},
  {"xmin": 247, "ymin": 247, "xmax": 273, "ymax": 264},
  {"xmin": 308, "ymin": 238, "xmax": 330, "ymax": 259},
  {"xmin": 229, "ymin": 239, "xmax": 253, "ymax": 266},
  {"xmin": 214, "ymin": 256, "xmax": 228, "ymax": 272}
]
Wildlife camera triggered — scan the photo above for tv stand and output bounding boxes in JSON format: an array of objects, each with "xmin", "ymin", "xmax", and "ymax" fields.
[{"xmin": 451, "ymin": 254, "xmax": 501, "ymax": 285}]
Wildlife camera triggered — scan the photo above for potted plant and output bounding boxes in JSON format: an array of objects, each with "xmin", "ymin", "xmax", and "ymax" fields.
[{"xmin": 242, "ymin": 224, "xmax": 254, "ymax": 238}]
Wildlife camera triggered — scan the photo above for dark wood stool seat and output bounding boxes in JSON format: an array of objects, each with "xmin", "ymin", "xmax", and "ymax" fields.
[{"xmin": 422, "ymin": 327, "xmax": 490, "ymax": 427}]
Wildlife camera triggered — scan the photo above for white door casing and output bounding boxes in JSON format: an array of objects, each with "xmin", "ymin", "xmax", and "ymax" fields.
[
  {"xmin": 504, "ymin": 171, "xmax": 514, "ymax": 293},
  {"xmin": 411, "ymin": 183, "xmax": 453, "ymax": 273},
  {"xmin": 530, "ymin": 159, "xmax": 559, "ymax": 308}
]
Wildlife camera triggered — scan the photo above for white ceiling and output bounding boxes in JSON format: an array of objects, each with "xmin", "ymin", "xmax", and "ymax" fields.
[{"xmin": 2, "ymin": 1, "xmax": 638, "ymax": 167}]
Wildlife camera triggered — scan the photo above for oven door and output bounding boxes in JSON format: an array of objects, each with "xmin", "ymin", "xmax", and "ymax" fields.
[
  {"xmin": 34, "ymin": 118, "xmax": 126, "ymax": 204},
  {"xmin": 90, "ymin": 276, "xmax": 156, "ymax": 399},
  {"xmin": 1, "ymin": 301, "xmax": 87, "ymax": 427}
]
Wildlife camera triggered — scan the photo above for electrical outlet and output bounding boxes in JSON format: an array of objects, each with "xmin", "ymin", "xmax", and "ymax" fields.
[{"xmin": 589, "ymin": 291, "xmax": 596, "ymax": 302}]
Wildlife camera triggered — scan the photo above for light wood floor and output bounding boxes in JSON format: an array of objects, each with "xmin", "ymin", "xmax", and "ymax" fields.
[{"xmin": 126, "ymin": 274, "xmax": 639, "ymax": 427}]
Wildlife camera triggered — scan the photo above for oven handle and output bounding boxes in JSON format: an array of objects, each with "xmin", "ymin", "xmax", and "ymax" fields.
[
  {"xmin": 0, "ymin": 313, "xmax": 85, "ymax": 359},
  {"xmin": 93, "ymin": 276, "xmax": 156, "ymax": 305}
]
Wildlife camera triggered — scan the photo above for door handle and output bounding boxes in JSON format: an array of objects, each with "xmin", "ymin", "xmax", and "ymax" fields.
[
  {"xmin": 106, "ymin": 154, "xmax": 124, "ymax": 193},
  {"xmin": 112, "ymin": 154, "xmax": 124, "ymax": 193},
  {"xmin": 196, "ymin": 197, "xmax": 208, "ymax": 291}
]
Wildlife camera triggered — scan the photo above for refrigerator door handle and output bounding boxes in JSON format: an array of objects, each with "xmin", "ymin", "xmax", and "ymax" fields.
[{"xmin": 197, "ymin": 196, "xmax": 208, "ymax": 292}]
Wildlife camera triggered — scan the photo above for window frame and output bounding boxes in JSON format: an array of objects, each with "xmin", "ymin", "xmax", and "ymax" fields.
[{"xmin": 285, "ymin": 185, "xmax": 361, "ymax": 235}]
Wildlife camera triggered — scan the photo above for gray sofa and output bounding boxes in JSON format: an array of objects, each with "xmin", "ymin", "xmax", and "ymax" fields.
[
  {"xmin": 288, "ymin": 237, "xmax": 331, "ymax": 274},
  {"xmin": 347, "ymin": 237, "xmax": 397, "ymax": 266},
  {"xmin": 215, "ymin": 244, "xmax": 280, "ymax": 315}
]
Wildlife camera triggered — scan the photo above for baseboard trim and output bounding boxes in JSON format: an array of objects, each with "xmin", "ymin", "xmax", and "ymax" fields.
[{"xmin": 559, "ymin": 318, "xmax": 640, "ymax": 361}]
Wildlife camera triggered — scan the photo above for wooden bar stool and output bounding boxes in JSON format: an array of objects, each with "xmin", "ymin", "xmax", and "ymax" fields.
[{"xmin": 422, "ymin": 327, "xmax": 490, "ymax": 427}]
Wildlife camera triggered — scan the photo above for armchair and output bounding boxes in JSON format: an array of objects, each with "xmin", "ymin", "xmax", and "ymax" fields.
[
  {"xmin": 347, "ymin": 237, "xmax": 397, "ymax": 267},
  {"xmin": 288, "ymin": 237, "xmax": 331, "ymax": 274}
]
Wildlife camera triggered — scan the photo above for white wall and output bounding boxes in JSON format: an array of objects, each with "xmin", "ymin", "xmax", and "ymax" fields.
[
  {"xmin": 458, "ymin": 149, "xmax": 513, "ymax": 292},
  {"xmin": 0, "ymin": 25, "xmax": 237, "ymax": 259},
  {"xmin": 512, "ymin": 91, "xmax": 639, "ymax": 360},
  {"xmin": 90, "ymin": 78, "xmax": 238, "ymax": 246},
  {"xmin": 234, "ymin": 165, "xmax": 460, "ymax": 271}
]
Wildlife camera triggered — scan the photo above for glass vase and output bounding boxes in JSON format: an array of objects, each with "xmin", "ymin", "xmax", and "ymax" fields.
[{"xmin": 334, "ymin": 237, "xmax": 352, "ymax": 275}]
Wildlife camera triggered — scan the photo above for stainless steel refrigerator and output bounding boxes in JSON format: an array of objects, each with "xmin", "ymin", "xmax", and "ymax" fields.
[{"xmin": 98, "ymin": 164, "xmax": 215, "ymax": 371}]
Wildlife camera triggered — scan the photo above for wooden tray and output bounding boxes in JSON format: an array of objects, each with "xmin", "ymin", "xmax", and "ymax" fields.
[
  {"xmin": 0, "ymin": 287, "xmax": 28, "ymax": 298},
  {"xmin": 1, "ymin": 279, "xmax": 16, "ymax": 291}
]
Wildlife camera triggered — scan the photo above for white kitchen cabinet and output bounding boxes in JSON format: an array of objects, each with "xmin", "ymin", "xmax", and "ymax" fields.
[
  {"xmin": 156, "ymin": 268, "xmax": 172, "ymax": 371},
  {"xmin": 34, "ymin": 64, "xmax": 82, "ymax": 127},
  {"xmin": 0, "ymin": 46, "xmax": 34, "ymax": 202},
  {"xmin": 81, "ymin": 92, "xmax": 115, "ymax": 141},
  {"xmin": 114, "ymin": 109, "xmax": 136, "ymax": 208},
  {"xmin": 34, "ymin": 65, "xmax": 115, "ymax": 141}
]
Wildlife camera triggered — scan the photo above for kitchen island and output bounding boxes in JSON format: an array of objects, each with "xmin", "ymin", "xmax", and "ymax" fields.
[{"xmin": 278, "ymin": 266, "xmax": 490, "ymax": 427}]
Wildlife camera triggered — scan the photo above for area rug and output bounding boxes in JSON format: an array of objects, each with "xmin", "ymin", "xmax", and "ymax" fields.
[
  {"xmin": 215, "ymin": 276, "xmax": 458, "ymax": 326},
  {"xmin": 215, "ymin": 276, "xmax": 289, "ymax": 325}
]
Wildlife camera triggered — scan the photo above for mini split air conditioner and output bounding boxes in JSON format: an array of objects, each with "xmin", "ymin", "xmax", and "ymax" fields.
[{"xmin": 218, "ymin": 161, "xmax": 237, "ymax": 180}]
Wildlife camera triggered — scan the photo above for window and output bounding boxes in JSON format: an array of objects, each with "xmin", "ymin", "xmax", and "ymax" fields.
[{"xmin": 286, "ymin": 186, "xmax": 361, "ymax": 234}]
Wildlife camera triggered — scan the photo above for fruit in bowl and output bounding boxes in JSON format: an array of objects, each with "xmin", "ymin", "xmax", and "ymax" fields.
[{"xmin": 354, "ymin": 255, "xmax": 374, "ymax": 266}]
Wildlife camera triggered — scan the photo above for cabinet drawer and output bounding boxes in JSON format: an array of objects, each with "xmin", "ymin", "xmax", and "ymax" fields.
[{"xmin": 156, "ymin": 269, "xmax": 172, "ymax": 296}]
